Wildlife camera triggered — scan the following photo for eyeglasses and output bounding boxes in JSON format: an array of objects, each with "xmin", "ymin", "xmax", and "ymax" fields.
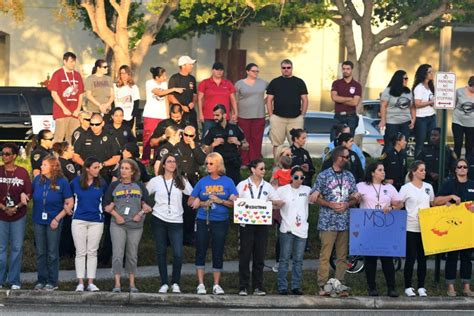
[
  {"xmin": 457, "ymin": 165, "xmax": 468, "ymax": 169},
  {"xmin": 257, "ymin": 167, "xmax": 265, "ymax": 171},
  {"xmin": 1, "ymin": 152, "xmax": 13, "ymax": 157},
  {"xmin": 281, "ymin": 66, "xmax": 292, "ymax": 70},
  {"xmin": 249, "ymin": 70, "xmax": 260, "ymax": 73},
  {"xmin": 183, "ymin": 133, "xmax": 195, "ymax": 137},
  {"xmin": 205, "ymin": 162, "xmax": 214, "ymax": 166},
  {"xmin": 341, "ymin": 155, "xmax": 350, "ymax": 160},
  {"xmin": 403, "ymin": 77, "xmax": 409, "ymax": 80},
  {"xmin": 292, "ymin": 175, "xmax": 305, "ymax": 181},
  {"xmin": 90, "ymin": 122, "xmax": 102, "ymax": 126}
]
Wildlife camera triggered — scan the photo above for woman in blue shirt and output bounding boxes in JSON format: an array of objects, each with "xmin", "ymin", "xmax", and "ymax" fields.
[
  {"xmin": 32, "ymin": 156, "xmax": 73, "ymax": 291},
  {"xmin": 70, "ymin": 157, "xmax": 108, "ymax": 292},
  {"xmin": 189, "ymin": 152, "xmax": 238, "ymax": 295}
]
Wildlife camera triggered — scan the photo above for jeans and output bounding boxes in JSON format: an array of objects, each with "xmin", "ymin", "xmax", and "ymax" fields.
[
  {"xmin": 364, "ymin": 256, "xmax": 396, "ymax": 291},
  {"xmin": 277, "ymin": 232, "xmax": 306, "ymax": 291},
  {"xmin": 34, "ymin": 222, "xmax": 62, "ymax": 286},
  {"xmin": 151, "ymin": 216, "xmax": 183, "ymax": 285},
  {"xmin": 445, "ymin": 248, "xmax": 472, "ymax": 284},
  {"xmin": 414, "ymin": 114, "xmax": 437, "ymax": 157},
  {"xmin": 0, "ymin": 216, "xmax": 27, "ymax": 286},
  {"xmin": 239, "ymin": 225, "xmax": 268, "ymax": 290},
  {"xmin": 383, "ymin": 121, "xmax": 411, "ymax": 153},
  {"xmin": 404, "ymin": 231, "xmax": 426, "ymax": 289},
  {"xmin": 202, "ymin": 120, "xmax": 216, "ymax": 138},
  {"xmin": 452, "ymin": 123, "xmax": 474, "ymax": 158},
  {"xmin": 195, "ymin": 219, "xmax": 229, "ymax": 272},
  {"xmin": 334, "ymin": 113, "xmax": 358, "ymax": 138}
]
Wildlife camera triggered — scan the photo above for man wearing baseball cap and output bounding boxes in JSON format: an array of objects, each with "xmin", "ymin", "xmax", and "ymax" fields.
[{"xmin": 168, "ymin": 55, "xmax": 198, "ymax": 129}]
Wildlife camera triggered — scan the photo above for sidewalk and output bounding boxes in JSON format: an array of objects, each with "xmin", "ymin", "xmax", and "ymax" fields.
[{"xmin": 21, "ymin": 259, "xmax": 439, "ymax": 283}]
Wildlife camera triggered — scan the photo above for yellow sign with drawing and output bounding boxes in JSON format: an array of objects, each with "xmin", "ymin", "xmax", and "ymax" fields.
[{"xmin": 419, "ymin": 202, "xmax": 474, "ymax": 255}]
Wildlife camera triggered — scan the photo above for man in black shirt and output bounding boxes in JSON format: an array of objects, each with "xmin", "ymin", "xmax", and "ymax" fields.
[
  {"xmin": 203, "ymin": 104, "xmax": 248, "ymax": 184},
  {"xmin": 168, "ymin": 55, "xmax": 198, "ymax": 129},
  {"xmin": 149, "ymin": 104, "xmax": 188, "ymax": 148},
  {"xmin": 266, "ymin": 59, "xmax": 308, "ymax": 159}
]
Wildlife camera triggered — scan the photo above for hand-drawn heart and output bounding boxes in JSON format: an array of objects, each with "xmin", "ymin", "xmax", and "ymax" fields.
[
  {"xmin": 254, "ymin": 211, "xmax": 258, "ymax": 215},
  {"xmin": 256, "ymin": 216, "xmax": 260, "ymax": 219},
  {"xmin": 263, "ymin": 219, "xmax": 267, "ymax": 223},
  {"xmin": 239, "ymin": 210, "xmax": 243, "ymax": 214},
  {"xmin": 238, "ymin": 217, "xmax": 243, "ymax": 221},
  {"xmin": 352, "ymin": 231, "xmax": 359, "ymax": 238},
  {"xmin": 234, "ymin": 214, "xmax": 239, "ymax": 218},
  {"xmin": 266, "ymin": 211, "xmax": 270, "ymax": 215},
  {"xmin": 262, "ymin": 215, "xmax": 266, "ymax": 219},
  {"xmin": 260, "ymin": 211, "xmax": 264, "ymax": 214},
  {"xmin": 243, "ymin": 214, "xmax": 247, "ymax": 217},
  {"xmin": 244, "ymin": 218, "xmax": 249, "ymax": 222},
  {"xmin": 251, "ymin": 220, "xmax": 256, "ymax": 224}
]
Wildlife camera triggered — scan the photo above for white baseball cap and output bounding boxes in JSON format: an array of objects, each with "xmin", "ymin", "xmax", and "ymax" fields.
[{"xmin": 178, "ymin": 55, "xmax": 196, "ymax": 66}]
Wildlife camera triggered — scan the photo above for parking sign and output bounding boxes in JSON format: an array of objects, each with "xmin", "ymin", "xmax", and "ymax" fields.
[{"xmin": 434, "ymin": 72, "xmax": 456, "ymax": 109}]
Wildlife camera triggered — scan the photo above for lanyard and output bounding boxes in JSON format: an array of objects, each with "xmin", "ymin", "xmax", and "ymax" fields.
[
  {"xmin": 42, "ymin": 182, "xmax": 50, "ymax": 213},
  {"xmin": 163, "ymin": 177, "xmax": 174, "ymax": 211},
  {"xmin": 332, "ymin": 168, "xmax": 344, "ymax": 200},
  {"xmin": 63, "ymin": 68, "xmax": 76, "ymax": 88},
  {"xmin": 122, "ymin": 182, "xmax": 132, "ymax": 203},
  {"xmin": 3, "ymin": 167, "xmax": 16, "ymax": 196},
  {"xmin": 371, "ymin": 183, "xmax": 382, "ymax": 209},
  {"xmin": 248, "ymin": 179, "xmax": 264, "ymax": 199}
]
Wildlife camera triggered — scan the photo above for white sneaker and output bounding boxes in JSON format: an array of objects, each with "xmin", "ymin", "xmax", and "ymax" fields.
[
  {"xmin": 404, "ymin": 287, "xmax": 416, "ymax": 297},
  {"xmin": 171, "ymin": 283, "xmax": 181, "ymax": 294},
  {"xmin": 159, "ymin": 284, "xmax": 169, "ymax": 294},
  {"xmin": 75, "ymin": 284, "xmax": 84, "ymax": 292},
  {"xmin": 11, "ymin": 285, "xmax": 21, "ymax": 290},
  {"xmin": 213, "ymin": 284, "xmax": 225, "ymax": 295},
  {"xmin": 417, "ymin": 287, "xmax": 428, "ymax": 297},
  {"xmin": 272, "ymin": 263, "xmax": 279, "ymax": 273},
  {"xmin": 87, "ymin": 284, "xmax": 100, "ymax": 292},
  {"xmin": 197, "ymin": 283, "xmax": 206, "ymax": 295}
]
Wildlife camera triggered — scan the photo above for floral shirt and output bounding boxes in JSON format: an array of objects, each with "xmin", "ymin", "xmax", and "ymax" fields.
[{"xmin": 312, "ymin": 168, "xmax": 357, "ymax": 231}]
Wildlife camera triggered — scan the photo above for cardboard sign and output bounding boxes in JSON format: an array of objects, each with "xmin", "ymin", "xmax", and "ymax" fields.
[
  {"xmin": 419, "ymin": 202, "xmax": 474, "ymax": 255},
  {"xmin": 349, "ymin": 208, "xmax": 407, "ymax": 257},
  {"xmin": 31, "ymin": 115, "xmax": 55, "ymax": 134},
  {"xmin": 434, "ymin": 72, "xmax": 456, "ymax": 109},
  {"xmin": 233, "ymin": 198, "xmax": 272, "ymax": 225}
]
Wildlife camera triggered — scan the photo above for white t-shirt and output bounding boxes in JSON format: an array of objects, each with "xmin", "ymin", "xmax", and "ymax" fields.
[
  {"xmin": 413, "ymin": 83, "xmax": 436, "ymax": 118},
  {"xmin": 143, "ymin": 79, "xmax": 168, "ymax": 119},
  {"xmin": 276, "ymin": 184, "xmax": 311, "ymax": 239},
  {"xmin": 113, "ymin": 84, "xmax": 140, "ymax": 121},
  {"xmin": 146, "ymin": 175, "xmax": 193, "ymax": 223},
  {"xmin": 237, "ymin": 178, "xmax": 280, "ymax": 201},
  {"xmin": 399, "ymin": 182, "xmax": 434, "ymax": 232}
]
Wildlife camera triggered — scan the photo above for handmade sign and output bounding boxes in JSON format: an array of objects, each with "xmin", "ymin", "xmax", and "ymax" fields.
[
  {"xmin": 233, "ymin": 198, "xmax": 272, "ymax": 225},
  {"xmin": 349, "ymin": 208, "xmax": 407, "ymax": 257},
  {"xmin": 419, "ymin": 202, "xmax": 474, "ymax": 255}
]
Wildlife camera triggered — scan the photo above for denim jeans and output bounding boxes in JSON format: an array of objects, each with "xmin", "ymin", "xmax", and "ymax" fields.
[
  {"xmin": 195, "ymin": 219, "xmax": 229, "ymax": 272},
  {"xmin": 414, "ymin": 114, "xmax": 437, "ymax": 157},
  {"xmin": 0, "ymin": 216, "xmax": 27, "ymax": 286},
  {"xmin": 34, "ymin": 222, "xmax": 62, "ymax": 286},
  {"xmin": 277, "ymin": 232, "xmax": 306, "ymax": 291},
  {"xmin": 383, "ymin": 121, "xmax": 411, "ymax": 153},
  {"xmin": 445, "ymin": 248, "xmax": 472, "ymax": 284},
  {"xmin": 333, "ymin": 113, "xmax": 359, "ymax": 138},
  {"xmin": 151, "ymin": 216, "xmax": 183, "ymax": 285}
]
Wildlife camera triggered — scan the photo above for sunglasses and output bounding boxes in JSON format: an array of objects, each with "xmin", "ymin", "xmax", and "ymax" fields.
[
  {"xmin": 281, "ymin": 66, "xmax": 292, "ymax": 70},
  {"xmin": 341, "ymin": 155, "xmax": 350, "ymax": 159},
  {"xmin": 1, "ymin": 152, "xmax": 13, "ymax": 157},
  {"xmin": 90, "ymin": 122, "xmax": 102, "ymax": 126},
  {"xmin": 403, "ymin": 77, "xmax": 409, "ymax": 80},
  {"xmin": 292, "ymin": 175, "xmax": 305, "ymax": 181},
  {"xmin": 457, "ymin": 165, "xmax": 468, "ymax": 169},
  {"xmin": 257, "ymin": 167, "xmax": 265, "ymax": 171},
  {"xmin": 205, "ymin": 162, "xmax": 214, "ymax": 166},
  {"xmin": 83, "ymin": 118, "xmax": 91, "ymax": 122},
  {"xmin": 101, "ymin": 65, "xmax": 109, "ymax": 69},
  {"xmin": 183, "ymin": 133, "xmax": 195, "ymax": 137}
]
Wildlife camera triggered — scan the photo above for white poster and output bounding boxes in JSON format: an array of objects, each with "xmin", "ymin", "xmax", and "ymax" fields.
[
  {"xmin": 31, "ymin": 115, "xmax": 55, "ymax": 134},
  {"xmin": 233, "ymin": 198, "xmax": 272, "ymax": 225}
]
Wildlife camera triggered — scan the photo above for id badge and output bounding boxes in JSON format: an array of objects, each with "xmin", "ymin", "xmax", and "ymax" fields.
[
  {"xmin": 124, "ymin": 207, "xmax": 130, "ymax": 216},
  {"xmin": 42, "ymin": 212, "xmax": 48, "ymax": 220}
]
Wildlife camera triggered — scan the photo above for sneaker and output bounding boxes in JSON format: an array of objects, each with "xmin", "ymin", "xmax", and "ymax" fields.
[
  {"xmin": 404, "ymin": 287, "xmax": 416, "ymax": 297},
  {"xmin": 212, "ymin": 284, "xmax": 225, "ymax": 295},
  {"xmin": 171, "ymin": 283, "xmax": 181, "ymax": 294},
  {"xmin": 11, "ymin": 285, "xmax": 21, "ymax": 290},
  {"xmin": 292, "ymin": 288, "xmax": 303, "ymax": 295},
  {"xmin": 278, "ymin": 289, "xmax": 288, "ymax": 295},
  {"xmin": 196, "ymin": 283, "xmax": 206, "ymax": 295},
  {"xmin": 112, "ymin": 287, "xmax": 121, "ymax": 293},
  {"xmin": 253, "ymin": 288, "xmax": 266, "ymax": 296},
  {"xmin": 159, "ymin": 284, "xmax": 169, "ymax": 294},
  {"xmin": 368, "ymin": 288, "xmax": 379, "ymax": 296},
  {"xmin": 130, "ymin": 287, "xmax": 139, "ymax": 293},
  {"xmin": 34, "ymin": 283, "xmax": 45, "ymax": 291},
  {"xmin": 75, "ymin": 284, "xmax": 84, "ymax": 292},
  {"xmin": 44, "ymin": 284, "xmax": 58, "ymax": 291},
  {"xmin": 417, "ymin": 287, "xmax": 428, "ymax": 297},
  {"xmin": 387, "ymin": 289, "xmax": 399, "ymax": 298},
  {"xmin": 239, "ymin": 288, "xmax": 248, "ymax": 296},
  {"xmin": 272, "ymin": 263, "xmax": 279, "ymax": 273},
  {"xmin": 87, "ymin": 284, "xmax": 100, "ymax": 292}
]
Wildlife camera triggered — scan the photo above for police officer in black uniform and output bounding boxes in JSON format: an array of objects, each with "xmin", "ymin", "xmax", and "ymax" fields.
[
  {"xmin": 322, "ymin": 133, "xmax": 364, "ymax": 182},
  {"xmin": 152, "ymin": 125, "xmax": 183, "ymax": 175},
  {"xmin": 203, "ymin": 104, "xmax": 248, "ymax": 185},
  {"xmin": 104, "ymin": 107, "xmax": 136, "ymax": 151},
  {"xmin": 149, "ymin": 104, "xmax": 189, "ymax": 149},
  {"xmin": 380, "ymin": 132, "xmax": 408, "ymax": 190},
  {"xmin": 71, "ymin": 111, "xmax": 91, "ymax": 146},
  {"xmin": 416, "ymin": 127, "xmax": 456, "ymax": 192},
  {"xmin": 31, "ymin": 129, "xmax": 54, "ymax": 177},
  {"xmin": 290, "ymin": 128, "xmax": 315, "ymax": 187}
]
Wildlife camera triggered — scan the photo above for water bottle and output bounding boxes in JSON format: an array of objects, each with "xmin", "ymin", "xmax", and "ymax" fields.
[{"xmin": 19, "ymin": 146, "xmax": 27, "ymax": 160}]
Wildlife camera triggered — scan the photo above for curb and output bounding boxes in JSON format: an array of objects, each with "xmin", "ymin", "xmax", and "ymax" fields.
[{"xmin": 1, "ymin": 290, "xmax": 474, "ymax": 310}]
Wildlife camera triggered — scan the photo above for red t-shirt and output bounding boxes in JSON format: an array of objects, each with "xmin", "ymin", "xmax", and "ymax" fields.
[
  {"xmin": 0, "ymin": 166, "xmax": 32, "ymax": 222},
  {"xmin": 198, "ymin": 77, "xmax": 236, "ymax": 120},
  {"xmin": 331, "ymin": 78, "xmax": 362, "ymax": 113},
  {"xmin": 48, "ymin": 68, "xmax": 84, "ymax": 119},
  {"xmin": 273, "ymin": 168, "xmax": 292, "ymax": 186}
]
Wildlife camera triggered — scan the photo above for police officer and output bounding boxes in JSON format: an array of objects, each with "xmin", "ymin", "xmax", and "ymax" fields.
[
  {"xmin": 380, "ymin": 132, "xmax": 408, "ymax": 190},
  {"xmin": 31, "ymin": 129, "xmax": 54, "ymax": 177},
  {"xmin": 104, "ymin": 107, "xmax": 136, "ymax": 150},
  {"xmin": 71, "ymin": 111, "xmax": 91, "ymax": 146},
  {"xmin": 416, "ymin": 127, "xmax": 456, "ymax": 192},
  {"xmin": 203, "ymin": 104, "xmax": 249, "ymax": 185},
  {"xmin": 149, "ymin": 104, "xmax": 188, "ymax": 148},
  {"xmin": 322, "ymin": 133, "xmax": 364, "ymax": 182},
  {"xmin": 290, "ymin": 128, "xmax": 315, "ymax": 187},
  {"xmin": 152, "ymin": 125, "xmax": 182, "ymax": 175}
]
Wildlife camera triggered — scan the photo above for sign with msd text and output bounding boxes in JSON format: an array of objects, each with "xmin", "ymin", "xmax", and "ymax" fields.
[{"xmin": 434, "ymin": 72, "xmax": 456, "ymax": 109}]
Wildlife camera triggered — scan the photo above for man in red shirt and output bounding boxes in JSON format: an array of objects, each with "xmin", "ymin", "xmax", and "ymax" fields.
[
  {"xmin": 197, "ymin": 62, "xmax": 237, "ymax": 136},
  {"xmin": 331, "ymin": 60, "xmax": 362, "ymax": 137},
  {"xmin": 48, "ymin": 52, "xmax": 84, "ymax": 144}
]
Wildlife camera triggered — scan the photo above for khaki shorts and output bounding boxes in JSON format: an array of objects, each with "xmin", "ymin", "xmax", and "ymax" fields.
[
  {"xmin": 54, "ymin": 117, "xmax": 80, "ymax": 144},
  {"xmin": 269, "ymin": 114, "xmax": 304, "ymax": 147}
]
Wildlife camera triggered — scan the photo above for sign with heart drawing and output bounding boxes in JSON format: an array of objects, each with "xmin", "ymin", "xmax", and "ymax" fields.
[
  {"xmin": 233, "ymin": 198, "xmax": 272, "ymax": 225},
  {"xmin": 349, "ymin": 208, "xmax": 407, "ymax": 257}
]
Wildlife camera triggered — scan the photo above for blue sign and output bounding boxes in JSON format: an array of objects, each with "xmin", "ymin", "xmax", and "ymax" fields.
[{"xmin": 349, "ymin": 208, "xmax": 407, "ymax": 257}]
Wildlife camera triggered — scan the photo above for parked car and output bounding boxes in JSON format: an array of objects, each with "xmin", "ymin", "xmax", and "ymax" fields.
[{"xmin": 261, "ymin": 111, "xmax": 384, "ymax": 159}]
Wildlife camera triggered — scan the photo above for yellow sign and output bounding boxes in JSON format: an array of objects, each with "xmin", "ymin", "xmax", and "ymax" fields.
[{"xmin": 419, "ymin": 202, "xmax": 474, "ymax": 255}]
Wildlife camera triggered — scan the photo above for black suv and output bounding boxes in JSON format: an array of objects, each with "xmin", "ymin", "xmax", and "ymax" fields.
[{"xmin": 0, "ymin": 87, "xmax": 53, "ymax": 143}]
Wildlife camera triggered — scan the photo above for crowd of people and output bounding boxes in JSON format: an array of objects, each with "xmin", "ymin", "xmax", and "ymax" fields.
[{"xmin": 0, "ymin": 52, "xmax": 473, "ymax": 298}]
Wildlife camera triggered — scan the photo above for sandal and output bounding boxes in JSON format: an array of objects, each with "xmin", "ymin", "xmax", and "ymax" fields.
[{"xmin": 463, "ymin": 289, "xmax": 474, "ymax": 297}]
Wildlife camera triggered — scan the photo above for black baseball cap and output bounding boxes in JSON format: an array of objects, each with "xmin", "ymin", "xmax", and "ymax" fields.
[{"xmin": 212, "ymin": 62, "xmax": 225, "ymax": 70}]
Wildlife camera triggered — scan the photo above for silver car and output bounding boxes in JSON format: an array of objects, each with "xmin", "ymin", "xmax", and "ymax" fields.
[{"xmin": 261, "ymin": 111, "xmax": 384, "ymax": 158}]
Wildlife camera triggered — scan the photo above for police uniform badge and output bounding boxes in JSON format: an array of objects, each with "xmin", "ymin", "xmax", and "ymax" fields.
[
  {"xmin": 102, "ymin": 136, "xmax": 108, "ymax": 142},
  {"xmin": 378, "ymin": 152, "xmax": 387, "ymax": 161},
  {"xmin": 229, "ymin": 129, "xmax": 234, "ymax": 136},
  {"xmin": 160, "ymin": 148, "xmax": 169, "ymax": 157},
  {"xmin": 124, "ymin": 130, "xmax": 128, "ymax": 137},
  {"xmin": 66, "ymin": 163, "xmax": 75, "ymax": 174},
  {"xmin": 33, "ymin": 153, "xmax": 40, "ymax": 161},
  {"xmin": 73, "ymin": 131, "xmax": 80, "ymax": 141}
]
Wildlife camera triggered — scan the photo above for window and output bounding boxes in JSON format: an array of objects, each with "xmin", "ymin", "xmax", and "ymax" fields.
[
  {"xmin": 304, "ymin": 117, "xmax": 336, "ymax": 134},
  {"xmin": 0, "ymin": 94, "xmax": 28, "ymax": 116}
]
